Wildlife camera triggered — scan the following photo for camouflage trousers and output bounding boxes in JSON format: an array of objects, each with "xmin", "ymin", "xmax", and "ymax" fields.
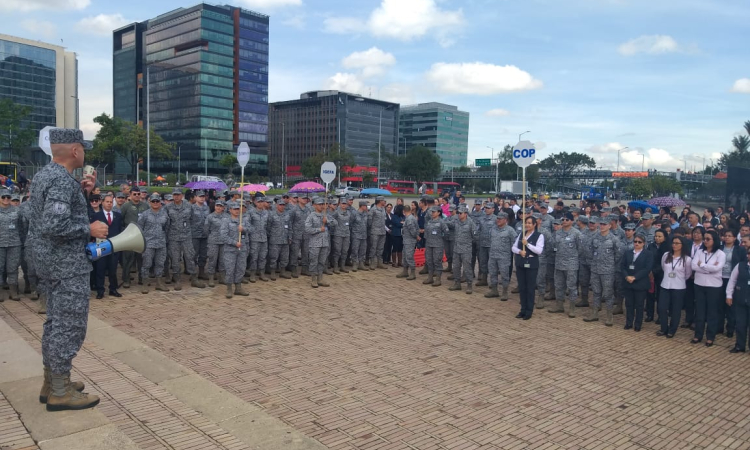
[
  {"xmin": 332, "ymin": 236, "xmax": 350, "ymax": 268},
  {"xmin": 402, "ymin": 239, "xmax": 417, "ymax": 269},
  {"xmin": 489, "ymin": 257, "xmax": 511, "ymax": 288},
  {"xmin": 192, "ymin": 238, "xmax": 208, "ymax": 268},
  {"xmin": 0, "ymin": 246, "xmax": 22, "ymax": 285},
  {"xmin": 579, "ymin": 264, "xmax": 592, "ymax": 300},
  {"xmin": 141, "ymin": 247, "xmax": 167, "ymax": 280},
  {"xmin": 22, "ymin": 244, "xmax": 36, "ymax": 286},
  {"xmin": 443, "ymin": 239, "xmax": 454, "ymax": 265},
  {"xmin": 453, "ymin": 251, "xmax": 473, "ymax": 284},
  {"xmin": 591, "ymin": 272, "xmax": 615, "ymax": 309},
  {"xmin": 369, "ymin": 234, "xmax": 386, "ymax": 263},
  {"xmin": 206, "ymin": 243, "xmax": 224, "ymax": 275},
  {"xmin": 168, "ymin": 240, "xmax": 196, "ymax": 275},
  {"xmin": 351, "ymin": 238, "xmax": 367, "ymax": 264},
  {"xmin": 248, "ymin": 241, "xmax": 268, "ymax": 272},
  {"xmin": 425, "ymin": 246, "xmax": 444, "ymax": 275},
  {"xmin": 121, "ymin": 251, "xmax": 143, "ymax": 284},
  {"xmin": 268, "ymin": 243, "xmax": 289, "ymax": 271},
  {"xmin": 555, "ymin": 268, "xmax": 578, "ymax": 303},
  {"xmin": 40, "ymin": 274, "xmax": 90, "ymax": 374},
  {"xmin": 536, "ymin": 259, "xmax": 547, "ymax": 294},
  {"xmin": 223, "ymin": 244, "xmax": 248, "ymax": 284},
  {"xmin": 308, "ymin": 246, "xmax": 329, "ymax": 276},
  {"xmin": 546, "ymin": 261, "xmax": 556, "ymax": 292}
]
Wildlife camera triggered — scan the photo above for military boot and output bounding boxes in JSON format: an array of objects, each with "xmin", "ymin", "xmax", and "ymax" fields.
[
  {"xmin": 511, "ymin": 285, "xmax": 520, "ymax": 294},
  {"xmin": 547, "ymin": 300, "xmax": 565, "ymax": 313},
  {"xmin": 37, "ymin": 294, "xmax": 47, "ymax": 314},
  {"xmin": 500, "ymin": 285, "xmax": 509, "ymax": 301},
  {"xmin": 280, "ymin": 269, "xmax": 292, "ymax": 279},
  {"xmin": 248, "ymin": 272, "xmax": 257, "ymax": 283},
  {"xmin": 301, "ymin": 267, "xmax": 310, "ymax": 276},
  {"xmin": 448, "ymin": 281, "xmax": 461, "ymax": 291},
  {"xmin": 544, "ymin": 289, "xmax": 556, "ymax": 300},
  {"xmin": 396, "ymin": 267, "xmax": 408, "ymax": 278},
  {"xmin": 422, "ymin": 274, "xmax": 434, "ymax": 285},
  {"xmin": 332, "ymin": 266, "xmax": 340, "ymax": 274},
  {"xmin": 613, "ymin": 298, "xmax": 624, "ymax": 315},
  {"xmin": 465, "ymin": 283, "xmax": 473, "ymax": 295},
  {"xmin": 190, "ymin": 274, "xmax": 206, "ymax": 288},
  {"xmin": 259, "ymin": 271, "xmax": 269, "ymax": 281},
  {"xmin": 174, "ymin": 274, "xmax": 183, "ymax": 291},
  {"xmin": 484, "ymin": 286, "xmax": 500, "ymax": 298},
  {"xmin": 234, "ymin": 283, "xmax": 249, "ymax": 296},
  {"xmin": 351, "ymin": 262, "xmax": 359, "ymax": 272},
  {"xmin": 311, "ymin": 275, "xmax": 319, "ymax": 288},
  {"xmin": 432, "ymin": 273, "xmax": 442, "ymax": 287},
  {"xmin": 198, "ymin": 267, "xmax": 208, "ymax": 280},
  {"xmin": 141, "ymin": 284, "xmax": 149, "ymax": 294},
  {"xmin": 419, "ymin": 266, "xmax": 429, "ymax": 275},
  {"xmin": 156, "ymin": 277, "xmax": 169, "ymax": 292},
  {"xmin": 370, "ymin": 258, "xmax": 378, "ymax": 270},
  {"xmin": 225, "ymin": 284, "xmax": 234, "ymax": 298},
  {"xmin": 583, "ymin": 305, "xmax": 599, "ymax": 322},
  {"xmin": 324, "ymin": 266, "xmax": 333, "ymax": 275},
  {"xmin": 216, "ymin": 272, "xmax": 224, "ymax": 284},
  {"xmin": 208, "ymin": 274, "xmax": 215, "ymax": 287},
  {"xmin": 30, "ymin": 282, "xmax": 39, "ymax": 300},
  {"xmin": 377, "ymin": 260, "xmax": 387, "ymax": 269},
  {"xmin": 39, "ymin": 367, "xmax": 84, "ymax": 403},
  {"xmin": 46, "ymin": 373, "xmax": 99, "ymax": 412},
  {"xmin": 476, "ymin": 274, "xmax": 488, "ymax": 287},
  {"xmin": 318, "ymin": 274, "xmax": 330, "ymax": 287},
  {"xmin": 270, "ymin": 270, "xmax": 278, "ymax": 281},
  {"xmin": 568, "ymin": 302, "xmax": 577, "ymax": 318},
  {"xmin": 340, "ymin": 264, "xmax": 349, "ymax": 273},
  {"xmin": 9, "ymin": 284, "xmax": 20, "ymax": 301},
  {"xmin": 535, "ymin": 292, "xmax": 545, "ymax": 309},
  {"xmin": 291, "ymin": 266, "xmax": 300, "ymax": 278},
  {"xmin": 605, "ymin": 307, "xmax": 614, "ymax": 326},
  {"xmin": 447, "ymin": 273, "xmax": 455, "ymax": 281},
  {"xmin": 407, "ymin": 268, "xmax": 416, "ymax": 280},
  {"xmin": 575, "ymin": 292, "xmax": 589, "ymax": 307}
]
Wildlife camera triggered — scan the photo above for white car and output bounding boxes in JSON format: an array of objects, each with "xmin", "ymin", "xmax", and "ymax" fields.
[{"xmin": 335, "ymin": 186, "xmax": 360, "ymax": 196}]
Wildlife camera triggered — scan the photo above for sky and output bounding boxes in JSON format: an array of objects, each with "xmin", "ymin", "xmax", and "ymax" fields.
[{"xmin": 1, "ymin": 0, "xmax": 748, "ymax": 172}]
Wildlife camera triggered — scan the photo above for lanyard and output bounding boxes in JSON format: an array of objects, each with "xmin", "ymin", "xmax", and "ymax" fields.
[
  {"xmin": 704, "ymin": 251, "xmax": 716, "ymax": 265},
  {"xmin": 670, "ymin": 257, "xmax": 682, "ymax": 272}
]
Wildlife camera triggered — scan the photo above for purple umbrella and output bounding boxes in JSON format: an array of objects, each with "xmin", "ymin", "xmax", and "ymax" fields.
[
  {"xmin": 648, "ymin": 196, "xmax": 686, "ymax": 208},
  {"xmin": 183, "ymin": 181, "xmax": 227, "ymax": 191},
  {"xmin": 289, "ymin": 181, "xmax": 326, "ymax": 193}
]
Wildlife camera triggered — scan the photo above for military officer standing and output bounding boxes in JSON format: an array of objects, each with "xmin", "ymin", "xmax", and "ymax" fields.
[
  {"xmin": 485, "ymin": 212, "xmax": 517, "ymax": 300},
  {"xmin": 443, "ymin": 205, "xmax": 456, "ymax": 277},
  {"xmin": 549, "ymin": 212, "xmax": 583, "ymax": 317},
  {"xmin": 449, "ymin": 205, "xmax": 477, "ymax": 294},
  {"xmin": 350, "ymin": 201, "xmax": 370, "ymax": 272},
  {"xmin": 576, "ymin": 215, "xmax": 594, "ymax": 308},
  {"xmin": 138, "ymin": 193, "xmax": 170, "ymax": 294},
  {"xmin": 584, "ymin": 217, "xmax": 622, "ymax": 325},
  {"xmin": 203, "ymin": 200, "xmax": 227, "ymax": 286},
  {"xmin": 368, "ymin": 196, "xmax": 388, "ymax": 269},
  {"xmin": 191, "ymin": 191, "xmax": 211, "ymax": 280},
  {"xmin": 247, "ymin": 197, "xmax": 269, "ymax": 282},
  {"xmin": 289, "ymin": 194, "xmax": 310, "ymax": 277},
  {"xmin": 119, "ymin": 188, "xmax": 148, "ymax": 288},
  {"xmin": 398, "ymin": 204, "xmax": 419, "ymax": 280},
  {"xmin": 422, "ymin": 206, "xmax": 449, "ymax": 287},
  {"xmin": 305, "ymin": 197, "xmax": 336, "ymax": 288},
  {"xmin": 332, "ymin": 198, "xmax": 353, "ymax": 274},
  {"xmin": 221, "ymin": 201, "xmax": 250, "ymax": 298},
  {"xmin": 165, "ymin": 188, "xmax": 205, "ymax": 290},
  {"xmin": 0, "ymin": 188, "xmax": 23, "ymax": 301},
  {"xmin": 535, "ymin": 213, "xmax": 554, "ymax": 309},
  {"xmin": 267, "ymin": 197, "xmax": 292, "ymax": 280},
  {"xmin": 469, "ymin": 200, "xmax": 484, "ymax": 274},
  {"xmin": 476, "ymin": 203, "xmax": 497, "ymax": 286}
]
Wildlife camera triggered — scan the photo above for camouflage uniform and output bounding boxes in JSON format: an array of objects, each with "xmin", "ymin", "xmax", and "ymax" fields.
[
  {"xmin": 305, "ymin": 208, "xmax": 336, "ymax": 276},
  {"xmin": 0, "ymin": 201, "xmax": 23, "ymax": 296},
  {"xmin": 488, "ymin": 223, "xmax": 518, "ymax": 292},
  {"xmin": 267, "ymin": 205, "xmax": 292, "ymax": 277},
  {"xmin": 221, "ymin": 214, "xmax": 248, "ymax": 285},
  {"xmin": 137, "ymin": 208, "xmax": 169, "ymax": 280},
  {"xmin": 443, "ymin": 212, "xmax": 456, "ymax": 272},
  {"xmin": 119, "ymin": 200, "xmax": 148, "ymax": 285},
  {"xmin": 451, "ymin": 215, "xmax": 477, "ymax": 287},
  {"xmin": 247, "ymin": 207, "xmax": 269, "ymax": 275},
  {"xmin": 476, "ymin": 209, "xmax": 496, "ymax": 285},
  {"xmin": 19, "ymin": 200, "xmax": 39, "ymax": 298},
  {"xmin": 590, "ymin": 231, "xmax": 623, "ymax": 312},
  {"xmin": 332, "ymin": 206, "xmax": 353, "ymax": 272},
  {"xmin": 164, "ymin": 200, "xmax": 197, "ymax": 283},
  {"xmin": 350, "ymin": 207, "xmax": 370, "ymax": 270},
  {"xmin": 578, "ymin": 226, "xmax": 594, "ymax": 306},
  {"xmin": 423, "ymin": 212, "xmax": 449, "ymax": 280},
  {"xmin": 204, "ymin": 211, "xmax": 226, "ymax": 277},
  {"xmin": 191, "ymin": 202, "xmax": 211, "ymax": 274},
  {"xmin": 289, "ymin": 202, "xmax": 311, "ymax": 275},
  {"xmin": 402, "ymin": 214, "xmax": 419, "ymax": 270},
  {"xmin": 552, "ymin": 226, "xmax": 582, "ymax": 313},
  {"xmin": 536, "ymin": 225, "xmax": 554, "ymax": 307},
  {"xmin": 469, "ymin": 204, "xmax": 483, "ymax": 272},
  {"xmin": 368, "ymin": 203, "xmax": 387, "ymax": 268}
]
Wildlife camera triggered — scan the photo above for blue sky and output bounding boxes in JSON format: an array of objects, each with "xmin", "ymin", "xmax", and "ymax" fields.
[{"xmin": 1, "ymin": 0, "xmax": 748, "ymax": 172}]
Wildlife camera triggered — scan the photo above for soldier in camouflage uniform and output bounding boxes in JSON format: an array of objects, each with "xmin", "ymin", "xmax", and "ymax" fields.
[
  {"xmin": 449, "ymin": 205, "xmax": 477, "ymax": 294},
  {"xmin": 422, "ymin": 206, "xmax": 449, "ymax": 287},
  {"xmin": 485, "ymin": 212, "xmax": 518, "ymax": 300},
  {"xmin": 534, "ymin": 213, "xmax": 553, "ymax": 309},
  {"xmin": 476, "ymin": 203, "xmax": 497, "ymax": 286},
  {"xmin": 614, "ymin": 223, "xmax": 637, "ymax": 315},
  {"xmin": 350, "ymin": 201, "xmax": 370, "ymax": 272},
  {"xmin": 576, "ymin": 215, "xmax": 594, "ymax": 308},
  {"xmin": 397, "ymin": 204, "xmax": 419, "ymax": 280},
  {"xmin": 164, "ymin": 188, "xmax": 205, "ymax": 290},
  {"xmin": 368, "ymin": 196, "xmax": 388, "ymax": 270},
  {"xmin": 288, "ymin": 194, "xmax": 308, "ymax": 277},
  {"xmin": 332, "ymin": 198, "xmax": 353, "ymax": 274},
  {"xmin": 18, "ymin": 192, "xmax": 42, "ymax": 305},
  {"xmin": 305, "ymin": 197, "xmax": 336, "ymax": 288},
  {"xmin": 469, "ymin": 200, "xmax": 484, "ymax": 275},
  {"xmin": 246, "ymin": 197, "xmax": 269, "ymax": 282},
  {"xmin": 584, "ymin": 217, "xmax": 623, "ymax": 325},
  {"xmin": 119, "ymin": 188, "xmax": 148, "ymax": 288},
  {"xmin": 635, "ymin": 213, "xmax": 656, "ymax": 246},
  {"xmin": 544, "ymin": 219, "xmax": 561, "ymax": 300},
  {"xmin": 443, "ymin": 205, "xmax": 457, "ymax": 277},
  {"xmin": 191, "ymin": 191, "xmax": 211, "ymax": 280},
  {"xmin": 549, "ymin": 212, "xmax": 582, "ymax": 317},
  {"xmin": 221, "ymin": 201, "xmax": 250, "ymax": 298},
  {"xmin": 203, "ymin": 200, "xmax": 226, "ymax": 287},
  {"xmin": 30, "ymin": 128, "xmax": 103, "ymax": 411},
  {"xmin": 138, "ymin": 193, "xmax": 170, "ymax": 294},
  {"xmin": 0, "ymin": 189, "xmax": 23, "ymax": 301},
  {"xmin": 267, "ymin": 197, "xmax": 292, "ymax": 280}
]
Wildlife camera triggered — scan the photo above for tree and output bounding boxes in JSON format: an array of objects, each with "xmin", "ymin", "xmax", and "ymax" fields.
[
  {"xmin": 718, "ymin": 120, "xmax": 750, "ymax": 169},
  {"xmin": 0, "ymin": 99, "xmax": 36, "ymax": 161},
  {"xmin": 538, "ymin": 151, "xmax": 596, "ymax": 185},
  {"xmin": 650, "ymin": 175, "xmax": 683, "ymax": 196},
  {"xmin": 89, "ymin": 113, "xmax": 174, "ymax": 178},
  {"xmin": 626, "ymin": 178, "xmax": 652, "ymax": 199},
  {"xmin": 398, "ymin": 146, "xmax": 442, "ymax": 182},
  {"xmin": 219, "ymin": 154, "xmax": 239, "ymax": 176}
]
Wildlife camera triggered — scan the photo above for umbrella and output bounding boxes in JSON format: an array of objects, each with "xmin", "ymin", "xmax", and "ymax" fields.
[
  {"xmin": 155, "ymin": 176, "xmax": 165, "ymax": 181},
  {"xmin": 238, "ymin": 184, "xmax": 268, "ymax": 193},
  {"xmin": 183, "ymin": 181, "xmax": 227, "ymax": 191},
  {"xmin": 289, "ymin": 181, "xmax": 326, "ymax": 193},
  {"xmin": 648, "ymin": 196, "xmax": 686, "ymax": 208},
  {"xmin": 360, "ymin": 188, "xmax": 392, "ymax": 196},
  {"xmin": 628, "ymin": 200, "xmax": 656, "ymax": 212}
]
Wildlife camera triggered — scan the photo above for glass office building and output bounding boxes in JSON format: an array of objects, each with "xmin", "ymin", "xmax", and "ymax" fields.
[
  {"xmin": 399, "ymin": 102, "xmax": 469, "ymax": 171},
  {"xmin": 112, "ymin": 4, "xmax": 269, "ymax": 177}
]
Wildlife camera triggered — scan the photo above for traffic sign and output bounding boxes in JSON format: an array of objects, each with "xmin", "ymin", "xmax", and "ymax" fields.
[
  {"xmin": 320, "ymin": 161, "xmax": 336, "ymax": 184},
  {"xmin": 475, "ymin": 158, "xmax": 491, "ymax": 167},
  {"xmin": 39, "ymin": 126, "xmax": 56, "ymax": 156},
  {"xmin": 236, "ymin": 142, "xmax": 250, "ymax": 167},
  {"xmin": 512, "ymin": 141, "xmax": 536, "ymax": 168}
]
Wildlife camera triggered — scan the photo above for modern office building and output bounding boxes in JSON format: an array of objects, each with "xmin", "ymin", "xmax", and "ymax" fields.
[
  {"xmin": 112, "ymin": 3, "xmax": 269, "ymax": 177},
  {"xmin": 268, "ymin": 91, "xmax": 399, "ymax": 177},
  {"xmin": 0, "ymin": 33, "xmax": 78, "ymax": 164},
  {"xmin": 399, "ymin": 102, "xmax": 469, "ymax": 171}
]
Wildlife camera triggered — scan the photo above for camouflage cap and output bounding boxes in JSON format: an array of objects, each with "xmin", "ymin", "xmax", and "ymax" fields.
[
  {"xmin": 172, "ymin": 188, "xmax": 183, "ymax": 195},
  {"xmin": 474, "ymin": 199, "xmax": 482, "ymax": 204},
  {"xmin": 577, "ymin": 215, "xmax": 589, "ymax": 224},
  {"xmin": 227, "ymin": 201, "xmax": 239, "ymax": 209},
  {"xmin": 49, "ymin": 128, "xmax": 93, "ymax": 149},
  {"xmin": 290, "ymin": 193, "xmax": 298, "ymax": 198},
  {"xmin": 10, "ymin": 194, "xmax": 20, "ymax": 201},
  {"xmin": 429, "ymin": 206, "xmax": 441, "ymax": 213},
  {"xmin": 358, "ymin": 200, "xmax": 368, "ymax": 207},
  {"xmin": 457, "ymin": 205, "xmax": 469, "ymax": 213},
  {"xmin": 115, "ymin": 192, "xmax": 127, "ymax": 199},
  {"xmin": 215, "ymin": 199, "xmax": 225, "ymax": 206},
  {"xmin": 375, "ymin": 196, "xmax": 385, "ymax": 202},
  {"xmin": 609, "ymin": 214, "xmax": 620, "ymax": 221},
  {"xmin": 275, "ymin": 197, "xmax": 287, "ymax": 205},
  {"xmin": 496, "ymin": 211, "xmax": 508, "ymax": 219},
  {"xmin": 311, "ymin": 197, "xmax": 324, "ymax": 205},
  {"xmin": 0, "ymin": 188, "xmax": 11, "ymax": 197},
  {"xmin": 552, "ymin": 218, "xmax": 562, "ymax": 225},
  {"xmin": 483, "ymin": 203, "xmax": 495, "ymax": 209},
  {"xmin": 570, "ymin": 207, "xmax": 581, "ymax": 214},
  {"xmin": 642, "ymin": 213, "xmax": 653, "ymax": 220},
  {"xmin": 149, "ymin": 193, "xmax": 161, "ymax": 202},
  {"xmin": 448, "ymin": 205, "xmax": 456, "ymax": 211},
  {"xmin": 589, "ymin": 216, "xmax": 600, "ymax": 224},
  {"xmin": 624, "ymin": 223, "xmax": 636, "ymax": 230},
  {"xmin": 195, "ymin": 190, "xmax": 206, "ymax": 196},
  {"xmin": 532, "ymin": 212, "xmax": 542, "ymax": 219},
  {"xmin": 164, "ymin": 194, "xmax": 173, "ymax": 201}
]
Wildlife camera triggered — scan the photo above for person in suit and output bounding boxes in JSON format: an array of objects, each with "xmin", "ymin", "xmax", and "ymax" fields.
[
  {"xmin": 719, "ymin": 229, "xmax": 748, "ymax": 338},
  {"xmin": 92, "ymin": 196, "xmax": 123, "ymax": 299},
  {"xmin": 621, "ymin": 234, "xmax": 653, "ymax": 331}
]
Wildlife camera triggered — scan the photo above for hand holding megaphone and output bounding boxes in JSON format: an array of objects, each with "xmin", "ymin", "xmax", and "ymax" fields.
[
  {"xmin": 90, "ymin": 221, "xmax": 108, "ymax": 239},
  {"xmin": 87, "ymin": 223, "xmax": 146, "ymax": 261}
]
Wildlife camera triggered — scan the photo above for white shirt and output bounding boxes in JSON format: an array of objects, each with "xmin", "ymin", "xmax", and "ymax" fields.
[
  {"xmin": 660, "ymin": 253, "xmax": 693, "ymax": 290},
  {"xmin": 512, "ymin": 231, "xmax": 545, "ymax": 256},
  {"xmin": 726, "ymin": 263, "xmax": 750, "ymax": 299},
  {"xmin": 511, "ymin": 204, "xmax": 520, "ymax": 214},
  {"xmin": 691, "ymin": 249, "xmax": 726, "ymax": 288}
]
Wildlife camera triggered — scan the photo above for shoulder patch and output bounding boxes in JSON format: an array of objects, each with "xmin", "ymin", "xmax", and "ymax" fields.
[{"xmin": 52, "ymin": 202, "xmax": 69, "ymax": 215}]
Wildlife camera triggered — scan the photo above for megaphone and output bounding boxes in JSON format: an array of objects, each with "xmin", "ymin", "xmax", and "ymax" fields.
[{"xmin": 86, "ymin": 223, "xmax": 146, "ymax": 261}]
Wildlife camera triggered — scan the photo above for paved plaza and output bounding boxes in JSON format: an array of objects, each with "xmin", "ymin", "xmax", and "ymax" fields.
[{"xmin": 2, "ymin": 267, "xmax": 750, "ymax": 450}]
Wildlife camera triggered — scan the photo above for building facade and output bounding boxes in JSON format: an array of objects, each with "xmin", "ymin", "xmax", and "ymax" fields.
[
  {"xmin": 399, "ymin": 102, "xmax": 469, "ymax": 171},
  {"xmin": 268, "ymin": 91, "xmax": 399, "ymax": 179},
  {"xmin": 0, "ymin": 33, "xmax": 78, "ymax": 164},
  {"xmin": 112, "ymin": 3, "xmax": 269, "ymax": 178}
]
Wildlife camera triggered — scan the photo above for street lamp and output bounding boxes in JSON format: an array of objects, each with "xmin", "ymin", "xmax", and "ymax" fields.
[
  {"xmin": 615, "ymin": 146, "xmax": 629, "ymax": 172},
  {"xmin": 281, "ymin": 121, "xmax": 285, "ymax": 189},
  {"xmin": 487, "ymin": 145, "xmax": 497, "ymax": 192},
  {"xmin": 377, "ymin": 104, "xmax": 395, "ymax": 188},
  {"xmin": 518, "ymin": 130, "xmax": 530, "ymax": 142},
  {"xmin": 636, "ymin": 153, "xmax": 645, "ymax": 171}
]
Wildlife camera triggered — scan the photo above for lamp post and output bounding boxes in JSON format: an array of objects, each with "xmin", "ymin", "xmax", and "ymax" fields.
[
  {"xmin": 281, "ymin": 121, "xmax": 285, "ymax": 189},
  {"xmin": 615, "ymin": 146, "xmax": 629, "ymax": 172},
  {"xmin": 204, "ymin": 137, "xmax": 207, "ymax": 176},
  {"xmin": 487, "ymin": 145, "xmax": 497, "ymax": 192},
  {"xmin": 146, "ymin": 65, "xmax": 150, "ymax": 187},
  {"xmin": 636, "ymin": 153, "xmax": 645, "ymax": 171},
  {"xmin": 518, "ymin": 130, "xmax": 530, "ymax": 142}
]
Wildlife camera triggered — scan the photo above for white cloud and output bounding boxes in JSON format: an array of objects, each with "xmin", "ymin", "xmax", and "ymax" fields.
[
  {"xmin": 281, "ymin": 14, "xmax": 305, "ymax": 29},
  {"xmin": 77, "ymin": 14, "xmax": 132, "ymax": 36},
  {"xmin": 426, "ymin": 62, "xmax": 543, "ymax": 95},
  {"xmin": 0, "ymin": 0, "xmax": 88, "ymax": 12},
  {"xmin": 618, "ymin": 35, "xmax": 680, "ymax": 56},
  {"xmin": 730, "ymin": 78, "xmax": 750, "ymax": 93},
  {"xmin": 236, "ymin": 0, "xmax": 302, "ymax": 8},
  {"xmin": 485, "ymin": 109, "xmax": 510, "ymax": 117},
  {"xmin": 325, "ymin": 73, "xmax": 365, "ymax": 94},
  {"xmin": 20, "ymin": 19, "xmax": 57, "ymax": 39},
  {"xmin": 583, "ymin": 144, "xmax": 685, "ymax": 171},
  {"xmin": 324, "ymin": 0, "xmax": 464, "ymax": 47},
  {"xmin": 341, "ymin": 47, "xmax": 396, "ymax": 78}
]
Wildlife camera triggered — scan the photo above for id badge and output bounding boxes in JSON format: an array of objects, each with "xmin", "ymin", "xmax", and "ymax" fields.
[
  {"xmin": 345, "ymin": 222, "xmax": 349, "ymax": 226},
  {"xmin": 432, "ymin": 231, "xmax": 437, "ymax": 235},
  {"xmin": 183, "ymin": 221, "xmax": 187, "ymax": 228},
  {"xmin": 524, "ymin": 263, "xmax": 531, "ymax": 269},
  {"xmin": 629, "ymin": 265, "xmax": 635, "ymax": 270},
  {"xmin": 553, "ymin": 247, "xmax": 558, "ymax": 252},
  {"xmin": 593, "ymin": 251, "xmax": 598, "ymax": 257},
  {"xmin": 284, "ymin": 225, "xmax": 288, "ymax": 229},
  {"xmin": 9, "ymin": 224, "xmax": 15, "ymax": 229}
]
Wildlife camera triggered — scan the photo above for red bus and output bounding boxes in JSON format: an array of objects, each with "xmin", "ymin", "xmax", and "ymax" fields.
[
  {"xmin": 416, "ymin": 181, "xmax": 460, "ymax": 195},
  {"xmin": 383, "ymin": 180, "xmax": 417, "ymax": 194}
]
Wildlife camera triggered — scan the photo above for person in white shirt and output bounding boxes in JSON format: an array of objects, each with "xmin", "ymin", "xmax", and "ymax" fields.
[
  {"xmin": 691, "ymin": 230, "xmax": 726, "ymax": 347},
  {"xmin": 725, "ymin": 248, "xmax": 750, "ymax": 353},
  {"xmin": 512, "ymin": 216, "xmax": 544, "ymax": 320},
  {"xmin": 658, "ymin": 236, "xmax": 692, "ymax": 338}
]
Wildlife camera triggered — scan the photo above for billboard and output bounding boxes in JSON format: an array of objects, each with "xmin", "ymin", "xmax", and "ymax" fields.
[
  {"xmin": 726, "ymin": 166, "xmax": 750, "ymax": 212},
  {"xmin": 611, "ymin": 172, "xmax": 649, "ymax": 178}
]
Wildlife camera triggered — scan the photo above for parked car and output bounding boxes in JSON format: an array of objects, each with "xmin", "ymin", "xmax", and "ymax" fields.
[{"xmin": 335, "ymin": 186, "xmax": 361, "ymax": 196}]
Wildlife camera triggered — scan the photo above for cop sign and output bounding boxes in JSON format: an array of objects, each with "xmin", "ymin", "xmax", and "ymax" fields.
[
  {"xmin": 39, "ymin": 126, "xmax": 57, "ymax": 156},
  {"xmin": 512, "ymin": 141, "xmax": 536, "ymax": 168},
  {"xmin": 320, "ymin": 162, "xmax": 336, "ymax": 184},
  {"xmin": 236, "ymin": 142, "xmax": 250, "ymax": 167}
]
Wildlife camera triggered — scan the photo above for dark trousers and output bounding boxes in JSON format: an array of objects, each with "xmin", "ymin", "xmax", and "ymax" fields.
[
  {"xmin": 95, "ymin": 254, "xmax": 119, "ymax": 294},
  {"xmin": 516, "ymin": 267, "xmax": 538, "ymax": 317},
  {"xmin": 684, "ymin": 278, "xmax": 695, "ymax": 325},
  {"xmin": 646, "ymin": 273, "xmax": 663, "ymax": 319},
  {"xmin": 383, "ymin": 233, "xmax": 393, "ymax": 263},
  {"xmin": 719, "ymin": 278, "xmax": 734, "ymax": 334},
  {"xmin": 693, "ymin": 284, "xmax": 722, "ymax": 342},
  {"xmin": 658, "ymin": 288, "xmax": 685, "ymax": 335},
  {"xmin": 624, "ymin": 288, "xmax": 647, "ymax": 328},
  {"xmin": 734, "ymin": 301, "xmax": 750, "ymax": 351}
]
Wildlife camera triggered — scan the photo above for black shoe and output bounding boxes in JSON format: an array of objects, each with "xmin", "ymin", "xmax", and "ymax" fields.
[
  {"xmin": 624, "ymin": 324, "xmax": 633, "ymax": 330},
  {"xmin": 634, "ymin": 327, "xmax": 641, "ymax": 332},
  {"xmin": 523, "ymin": 315, "xmax": 532, "ymax": 320},
  {"xmin": 96, "ymin": 293, "xmax": 104, "ymax": 299},
  {"xmin": 705, "ymin": 340, "xmax": 714, "ymax": 347},
  {"xmin": 680, "ymin": 323, "xmax": 690, "ymax": 329},
  {"xmin": 730, "ymin": 347, "xmax": 745, "ymax": 354},
  {"xmin": 726, "ymin": 331, "xmax": 734, "ymax": 338},
  {"xmin": 656, "ymin": 331, "xmax": 666, "ymax": 337},
  {"xmin": 690, "ymin": 338, "xmax": 701, "ymax": 344},
  {"xmin": 515, "ymin": 313, "xmax": 524, "ymax": 319},
  {"xmin": 109, "ymin": 291, "xmax": 123, "ymax": 298},
  {"xmin": 644, "ymin": 317, "xmax": 653, "ymax": 323}
]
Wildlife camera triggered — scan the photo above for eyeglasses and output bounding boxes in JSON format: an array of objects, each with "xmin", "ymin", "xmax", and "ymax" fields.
[
  {"xmin": 150, "ymin": 200, "xmax": 161, "ymax": 203},
  {"xmin": 634, "ymin": 240, "xmax": 644, "ymax": 244},
  {"xmin": 562, "ymin": 218, "xmax": 571, "ymax": 222},
  {"xmin": 90, "ymin": 199, "xmax": 101, "ymax": 202},
  {"xmin": 0, "ymin": 195, "xmax": 10, "ymax": 199},
  {"xmin": 672, "ymin": 241, "xmax": 682, "ymax": 245}
]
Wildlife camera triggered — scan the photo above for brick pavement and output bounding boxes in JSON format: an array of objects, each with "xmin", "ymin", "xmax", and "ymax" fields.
[
  {"xmin": 8, "ymin": 267, "xmax": 750, "ymax": 450},
  {"xmin": 0, "ymin": 391, "xmax": 39, "ymax": 450}
]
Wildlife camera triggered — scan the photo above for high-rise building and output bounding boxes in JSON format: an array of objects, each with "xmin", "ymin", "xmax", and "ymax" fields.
[
  {"xmin": 112, "ymin": 3, "xmax": 269, "ymax": 177},
  {"xmin": 268, "ymin": 91, "xmax": 399, "ymax": 179},
  {"xmin": 0, "ymin": 33, "xmax": 78, "ymax": 164},
  {"xmin": 399, "ymin": 102, "xmax": 469, "ymax": 171}
]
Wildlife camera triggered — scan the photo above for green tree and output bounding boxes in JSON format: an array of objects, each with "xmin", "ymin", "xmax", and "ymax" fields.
[
  {"xmin": 219, "ymin": 154, "xmax": 239, "ymax": 176},
  {"xmin": 89, "ymin": 113, "xmax": 173, "ymax": 178},
  {"xmin": 650, "ymin": 175, "xmax": 683, "ymax": 196},
  {"xmin": 538, "ymin": 151, "xmax": 596, "ymax": 185},
  {"xmin": 398, "ymin": 146, "xmax": 442, "ymax": 182},
  {"xmin": 0, "ymin": 99, "xmax": 36, "ymax": 162},
  {"xmin": 719, "ymin": 120, "xmax": 750, "ymax": 169},
  {"xmin": 626, "ymin": 178, "xmax": 652, "ymax": 199}
]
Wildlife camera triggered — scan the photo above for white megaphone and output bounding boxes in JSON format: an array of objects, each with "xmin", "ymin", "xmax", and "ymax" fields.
[{"xmin": 86, "ymin": 223, "xmax": 146, "ymax": 261}]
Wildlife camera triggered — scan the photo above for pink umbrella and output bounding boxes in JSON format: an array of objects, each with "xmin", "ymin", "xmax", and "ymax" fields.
[
  {"xmin": 289, "ymin": 181, "xmax": 326, "ymax": 193},
  {"xmin": 239, "ymin": 184, "xmax": 268, "ymax": 193}
]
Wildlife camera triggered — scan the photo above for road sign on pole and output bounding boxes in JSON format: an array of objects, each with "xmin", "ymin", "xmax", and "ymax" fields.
[
  {"xmin": 475, "ymin": 158, "xmax": 491, "ymax": 167},
  {"xmin": 38, "ymin": 126, "xmax": 56, "ymax": 157},
  {"xmin": 320, "ymin": 161, "xmax": 336, "ymax": 184},
  {"xmin": 512, "ymin": 141, "xmax": 536, "ymax": 168},
  {"xmin": 237, "ymin": 142, "xmax": 250, "ymax": 168}
]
